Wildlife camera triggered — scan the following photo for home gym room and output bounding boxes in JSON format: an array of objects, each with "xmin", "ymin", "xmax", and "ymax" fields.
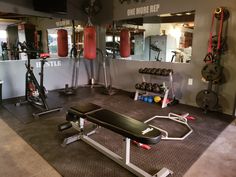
[{"xmin": 0, "ymin": 0, "xmax": 235, "ymax": 177}]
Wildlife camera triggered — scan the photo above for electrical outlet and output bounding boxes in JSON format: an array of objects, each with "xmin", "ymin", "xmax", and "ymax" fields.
[{"xmin": 188, "ymin": 78, "xmax": 193, "ymax": 85}]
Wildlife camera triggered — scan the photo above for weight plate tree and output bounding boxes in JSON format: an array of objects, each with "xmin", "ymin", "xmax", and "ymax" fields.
[{"xmin": 196, "ymin": 7, "xmax": 229, "ymax": 112}]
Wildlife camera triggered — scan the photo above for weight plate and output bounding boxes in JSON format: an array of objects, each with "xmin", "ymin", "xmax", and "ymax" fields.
[
  {"xmin": 201, "ymin": 63, "xmax": 222, "ymax": 81},
  {"xmin": 196, "ymin": 90, "xmax": 218, "ymax": 110}
]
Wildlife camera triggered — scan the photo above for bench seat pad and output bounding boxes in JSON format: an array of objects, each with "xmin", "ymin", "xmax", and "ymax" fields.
[{"xmin": 86, "ymin": 109, "xmax": 162, "ymax": 144}]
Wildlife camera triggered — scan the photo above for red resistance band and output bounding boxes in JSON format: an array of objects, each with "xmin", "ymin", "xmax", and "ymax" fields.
[{"xmin": 205, "ymin": 8, "xmax": 224, "ymax": 63}]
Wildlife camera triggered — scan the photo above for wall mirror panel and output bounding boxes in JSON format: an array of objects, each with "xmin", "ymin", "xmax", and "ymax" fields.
[
  {"xmin": 0, "ymin": 12, "xmax": 84, "ymax": 61},
  {"xmin": 106, "ymin": 10, "xmax": 195, "ymax": 63}
]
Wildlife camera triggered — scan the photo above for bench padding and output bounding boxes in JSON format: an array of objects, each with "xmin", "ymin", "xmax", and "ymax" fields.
[
  {"xmin": 67, "ymin": 103, "xmax": 162, "ymax": 144},
  {"xmin": 67, "ymin": 103, "xmax": 101, "ymax": 121},
  {"xmin": 86, "ymin": 109, "xmax": 161, "ymax": 144},
  {"xmin": 71, "ymin": 103, "xmax": 101, "ymax": 114}
]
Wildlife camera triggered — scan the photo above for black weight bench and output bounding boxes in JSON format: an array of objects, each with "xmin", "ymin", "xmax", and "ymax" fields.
[{"xmin": 58, "ymin": 103, "xmax": 173, "ymax": 177}]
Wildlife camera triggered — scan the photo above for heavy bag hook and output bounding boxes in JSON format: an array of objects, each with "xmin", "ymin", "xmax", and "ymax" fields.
[{"xmin": 82, "ymin": 0, "xmax": 102, "ymax": 26}]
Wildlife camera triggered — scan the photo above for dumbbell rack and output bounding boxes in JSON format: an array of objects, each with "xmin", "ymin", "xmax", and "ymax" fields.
[{"xmin": 134, "ymin": 70, "xmax": 175, "ymax": 108}]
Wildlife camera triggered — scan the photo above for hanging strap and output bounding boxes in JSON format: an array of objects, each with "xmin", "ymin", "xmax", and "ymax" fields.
[
  {"xmin": 207, "ymin": 12, "xmax": 215, "ymax": 53},
  {"xmin": 207, "ymin": 8, "xmax": 225, "ymax": 53},
  {"xmin": 216, "ymin": 9, "xmax": 224, "ymax": 51}
]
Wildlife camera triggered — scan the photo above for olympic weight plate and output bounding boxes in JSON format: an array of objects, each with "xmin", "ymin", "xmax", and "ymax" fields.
[
  {"xmin": 196, "ymin": 90, "xmax": 218, "ymax": 110},
  {"xmin": 201, "ymin": 63, "xmax": 222, "ymax": 81}
]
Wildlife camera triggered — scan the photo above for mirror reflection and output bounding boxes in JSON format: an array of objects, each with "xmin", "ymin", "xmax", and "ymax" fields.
[
  {"xmin": 0, "ymin": 12, "xmax": 84, "ymax": 61},
  {"xmin": 106, "ymin": 10, "xmax": 195, "ymax": 63}
]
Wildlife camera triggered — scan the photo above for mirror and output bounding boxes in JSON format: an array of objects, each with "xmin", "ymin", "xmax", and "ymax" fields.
[
  {"xmin": 0, "ymin": 12, "xmax": 84, "ymax": 61},
  {"xmin": 106, "ymin": 10, "xmax": 195, "ymax": 63}
]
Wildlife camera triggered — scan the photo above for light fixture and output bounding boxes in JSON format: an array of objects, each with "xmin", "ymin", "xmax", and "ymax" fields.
[{"xmin": 0, "ymin": 30, "xmax": 7, "ymax": 38}]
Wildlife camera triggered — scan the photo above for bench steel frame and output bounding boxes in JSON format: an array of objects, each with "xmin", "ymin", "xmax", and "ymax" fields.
[{"xmin": 76, "ymin": 117, "xmax": 173, "ymax": 177}]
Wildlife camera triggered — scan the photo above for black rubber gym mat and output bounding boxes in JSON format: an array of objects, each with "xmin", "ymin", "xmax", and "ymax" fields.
[
  {"xmin": 4, "ymin": 103, "xmax": 41, "ymax": 124},
  {"xmin": 3, "ymin": 91, "xmax": 64, "ymax": 124},
  {"xmin": 0, "ymin": 88, "xmax": 234, "ymax": 177}
]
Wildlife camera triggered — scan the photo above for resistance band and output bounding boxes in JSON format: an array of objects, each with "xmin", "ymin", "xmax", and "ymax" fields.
[{"xmin": 204, "ymin": 8, "xmax": 225, "ymax": 63}]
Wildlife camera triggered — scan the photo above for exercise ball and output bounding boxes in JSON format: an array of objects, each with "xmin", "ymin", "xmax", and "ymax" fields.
[
  {"xmin": 84, "ymin": 26, "xmax": 96, "ymax": 60},
  {"xmin": 57, "ymin": 29, "xmax": 68, "ymax": 57},
  {"xmin": 120, "ymin": 29, "xmax": 130, "ymax": 58}
]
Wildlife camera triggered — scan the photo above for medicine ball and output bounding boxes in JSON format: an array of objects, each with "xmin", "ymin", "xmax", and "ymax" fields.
[
  {"xmin": 154, "ymin": 96, "xmax": 162, "ymax": 103},
  {"xmin": 143, "ymin": 96, "xmax": 148, "ymax": 102},
  {"xmin": 147, "ymin": 96, "xmax": 153, "ymax": 103}
]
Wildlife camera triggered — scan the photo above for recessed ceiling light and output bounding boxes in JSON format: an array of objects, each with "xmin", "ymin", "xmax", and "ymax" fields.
[{"xmin": 159, "ymin": 13, "xmax": 171, "ymax": 17}]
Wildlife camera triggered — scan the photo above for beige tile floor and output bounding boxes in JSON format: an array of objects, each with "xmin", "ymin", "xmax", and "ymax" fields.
[
  {"xmin": 184, "ymin": 123, "xmax": 236, "ymax": 177},
  {"xmin": 0, "ymin": 119, "xmax": 62, "ymax": 177}
]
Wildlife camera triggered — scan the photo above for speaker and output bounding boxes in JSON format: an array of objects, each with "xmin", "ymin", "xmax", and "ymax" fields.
[{"xmin": 33, "ymin": 0, "xmax": 67, "ymax": 14}]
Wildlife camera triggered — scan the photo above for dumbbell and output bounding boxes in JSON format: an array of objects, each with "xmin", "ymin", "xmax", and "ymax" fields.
[
  {"xmin": 146, "ymin": 68, "xmax": 153, "ymax": 74},
  {"xmin": 159, "ymin": 84, "xmax": 165, "ymax": 93},
  {"xmin": 135, "ymin": 83, "xmax": 141, "ymax": 90},
  {"xmin": 140, "ymin": 82, "xmax": 147, "ymax": 90},
  {"xmin": 150, "ymin": 68, "xmax": 157, "ymax": 75},
  {"xmin": 163, "ymin": 69, "xmax": 173, "ymax": 76},
  {"xmin": 142, "ymin": 68, "xmax": 149, "ymax": 74},
  {"xmin": 152, "ymin": 83, "xmax": 160, "ymax": 93},
  {"xmin": 167, "ymin": 69, "xmax": 173, "ymax": 75},
  {"xmin": 138, "ymin": 68, "xmax": 144, "ymax": 73},
  {"xmin": 161, "ymin": 69, "xmax": 173, "ymax": 76},
  {"xmin": 155, "ymin": 68, "xmax": 162, "ymax": 75},
  {"xmin": 161, "ymin": 69, "xmax": 168, "ymax": 76},
  {"xmin": 146, "ymin": 83, "xmax": 153, "ymax": 92}
]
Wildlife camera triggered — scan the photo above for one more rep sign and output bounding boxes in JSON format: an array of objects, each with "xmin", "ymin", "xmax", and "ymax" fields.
[
  {"xmin": 114, "ymin": 0, "xmax": 160, "ymax": 19},
  {"xmin": 127, "ymin": 4, "xmax": 160, "ymax": 16}
]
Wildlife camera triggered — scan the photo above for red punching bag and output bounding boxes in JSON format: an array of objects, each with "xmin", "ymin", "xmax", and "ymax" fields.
[
  {"xmin": 84, "ymin": 26, "xmax": 96, "ymax": 60},
  {"xmin": 57, "ymin": 29, "xmax": 68, "ymax": 57},
  {"xmin": 120, "ymin": 29, "xmax": 130, "ymax": 58}
]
